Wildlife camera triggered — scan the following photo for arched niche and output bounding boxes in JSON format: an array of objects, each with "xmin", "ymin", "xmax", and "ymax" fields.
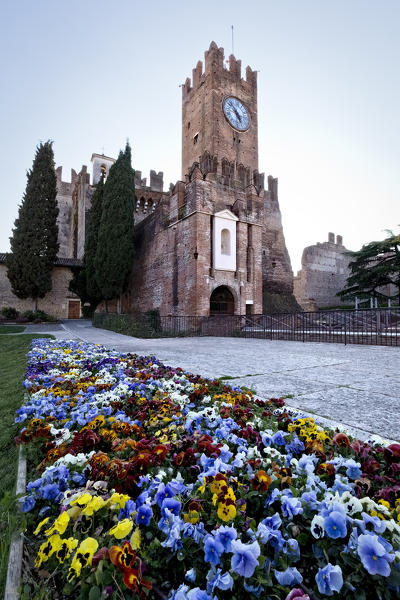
[{"xmin": 210, "ymin": 286, "xmax": 235, "ymax": 315}]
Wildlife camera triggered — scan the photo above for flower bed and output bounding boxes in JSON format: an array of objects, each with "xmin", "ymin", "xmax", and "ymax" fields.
[{"xmin": 16, "ymin": 339, "xmax": 400, "ymax": 599}]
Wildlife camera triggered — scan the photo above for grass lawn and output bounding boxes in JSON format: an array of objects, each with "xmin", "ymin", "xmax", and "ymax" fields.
[
  {"xmin": 0, "ymin": 334, "xmax": 54, "ymax": 597},
  {"xmin": 0, "ymin": 325, "xmax": 26, "ymax": 334}
]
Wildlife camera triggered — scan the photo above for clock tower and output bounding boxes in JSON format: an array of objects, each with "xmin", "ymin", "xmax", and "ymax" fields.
[
  {"xmin": 124, "ymin": 41, "xmax": 296, "ymax": 318},
  {"xmin": 182, "ymin": 41, "xmax": 260, "ymax": 187}
]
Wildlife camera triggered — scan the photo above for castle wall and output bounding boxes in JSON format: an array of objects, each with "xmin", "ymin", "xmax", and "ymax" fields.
[
  {"xmin": 293, "ymin": 233, "xmax": 351, "ymax": 311},
  {"xmin": 0, "ymin": 262, "xmax": 81, "ymax": 318},
  {"xmin": 262, "ymin": 186, "xmax": 294, "ymax": 296},
  {"xmin": 126, "ymin": 176, "xmax": 263, "ymax": 317},
  {"xmin": 134, "ymin": 169, "xmax": 166, "ymax": 226},
  {"xmin": 56, "ymin": 167, "xmax": 76, "ymax": 258}
]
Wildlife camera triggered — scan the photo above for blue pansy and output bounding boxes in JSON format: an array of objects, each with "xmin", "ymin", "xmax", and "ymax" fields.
[
  {"xmin": 119, "ymin": 499, "xmax": 136, "ymax": 520},
  {"xmin": 274, "ymin": 566, "xmax": 303, "ymax": 586},
  {"xmin": 345, "ymin": 460, "xmax": 362, "ymax": 480},
  {"xmin": 183, "ymin": 521, "xmax": 206, "ymax": 543},
  {"xmin": 287, "ymin": 538, "xmax": 301, "ymax": 562},
  {"xmin": 41, "ymin": 483, "xmax": 62, "ymax": 502},
  {"xmin": 324, "ymin": 510, "xmax": 347, "ymax": 539},
  {"xmin": 185, "ymin": 568, "xmax": 196, "ymax": 583},
  {"xmin": 272, "ymin": 431, "xmax": 286, "ymax": 446},
  {"xmin": 357, "ymin": 534, "xmax": 394, "ymax": 577},
  {"xmin": 203, "ymin": 534, "xmax": 224, "ymax": 566},
  {"xmin": 281, "ymin": 495, "xmax": 303, "ymax": 519},
  {"xmin": 21, "ymin": 495, "xmax": 36, "ymax": 512},
  {"xmin": 206, "ymin": 567, "xmax": 233, "ymax": 593},
  {"xmin": 136, "ymin": 504, "xmax": 153, "ymax": 526},
  {"xmin": 169, "ymin": 583, "xmax": 189, "ymax": 600},
  {"xmin": 214, "ymin": 525, "xmax": 237, "ymax": 552},
  {"xmin": 315, "ymin": 563, "xmax": 343, "ymax": 596},
  {"xmin": 230, "ymin": 540, "xmax": 260, "ymax": 578},
  {"xmin": 187, "ymin": 588, "xmax": 213, "ymax": 600},
  {"xmin": 161, "ymin": 512, "xmax": 182, "ymax": 551},
  {"xmin": 161, "ymin": 497, "xmax": 182, "ymax": 517}
]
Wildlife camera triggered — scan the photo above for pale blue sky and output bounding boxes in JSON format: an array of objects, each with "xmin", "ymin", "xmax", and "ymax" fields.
[{"xmin": 0, "ymin": 0, "xmax": 399, "ymax": 272}]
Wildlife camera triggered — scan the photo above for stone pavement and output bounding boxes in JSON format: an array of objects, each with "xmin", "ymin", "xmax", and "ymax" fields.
[{"xmin": 24, "ymin": 320, "xmax": 400, "ymax": 443}]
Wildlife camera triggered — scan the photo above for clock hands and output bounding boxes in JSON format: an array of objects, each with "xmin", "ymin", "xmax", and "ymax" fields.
[{"xmin": 233, "ymin": 106, "xmax": 241, "ymax": 123}]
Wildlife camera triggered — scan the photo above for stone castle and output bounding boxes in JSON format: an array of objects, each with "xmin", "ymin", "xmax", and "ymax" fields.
[
  {"xmin": 49, "ymin": 41, "xmax": 298, "ymax": 318},
  {"xmin": 293, "ymin": 233, "xmax": 352, "ymax": 311}
]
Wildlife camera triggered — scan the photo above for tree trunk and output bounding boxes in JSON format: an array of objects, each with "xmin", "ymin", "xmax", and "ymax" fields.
[
  {"xmin": 33, "ymin": 297, "xmax": 38, "ymax": 311},
  {"xmin": 117, "ymin": 297, "xmax": 121, "ymax": 314}
]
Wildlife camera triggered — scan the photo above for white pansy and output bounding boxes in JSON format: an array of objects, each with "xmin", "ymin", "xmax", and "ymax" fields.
[
  {"xmin": 54, "ymin": 451, "xmax": 95, "ymax": 468},
  {"xmin": 311, "ymin": 514, "xmax": 325, "ymax": 538},
  {"xmin": 247, "ymin": 446, "xmax": 262, "ymax": 460},
  {"xmin": 49, "ymin": 426, "xmax": 72, "ymax": 446},
  {"xmin": 201, "ymin": 395, "xmax": 212, "ymax": 405},
  {"xmin": 263, "ymin": 447, "xmax": 282, "ymax": 459}
]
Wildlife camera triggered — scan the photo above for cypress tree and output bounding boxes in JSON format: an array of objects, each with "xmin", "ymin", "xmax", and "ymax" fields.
[
  {"xmin": 85, "ymin": 173, "xmax": 104, "ymax": 299},
  {"xmin": 7, "ymin": 141, "xmax": 59, "ymax": 310},
  {"xmin": 95, "ymin": 143, "xmax": 135, "ymax": 305}
]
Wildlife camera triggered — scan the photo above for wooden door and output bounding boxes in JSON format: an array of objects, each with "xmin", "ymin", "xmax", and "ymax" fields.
[{"xmin": 68, "ymin": 300, "xmax": 81, "ymax": 319}]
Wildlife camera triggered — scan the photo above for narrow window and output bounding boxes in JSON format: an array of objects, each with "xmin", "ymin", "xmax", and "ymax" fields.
[
  {"xmin": 221, "ymin": 228, "xmax": 231, "ymax": 255},
  {"xmin": 193, "ymin": 132, "xmax": 199, "ymax": 144}
]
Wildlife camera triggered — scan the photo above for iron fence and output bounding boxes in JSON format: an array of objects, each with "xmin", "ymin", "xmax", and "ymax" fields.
[{"xmin": 94, "ymin": 308, "xmax": 400, "ymax": 346}]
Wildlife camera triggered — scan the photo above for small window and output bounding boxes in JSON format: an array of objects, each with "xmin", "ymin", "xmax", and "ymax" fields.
[
  {"xmin": 193, "ymin": 132, "xmax": 199, "ymax": 144},
  {"xmin": 221, "ymin": 228, "xmax": 231, "ymax": 255},
  {"xmin": 187, "ymin": 121, "xmax": 191, "ymax": 129}
]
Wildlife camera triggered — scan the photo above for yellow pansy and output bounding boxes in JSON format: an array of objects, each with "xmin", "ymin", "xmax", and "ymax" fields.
[
  {"xmin": 67, "ymin": 505, "xmax": 82, "ymax": 520},
  {"xmin": 225, "ymin": 487, "xmax": 236, "ymax": 502},
  {"xmin": 33, "ymin": 517, "xmax": 50, "ymax": 536},
  {"xmin": 35, "ymin": 534, "xmax": 62, "ymax": 568},
  {"xmin": 55, "ymin": 537, "xmax": 78, "ymax": 564},
  {"xmin": 109, "ymin": 518, "xmax": 134, "ymax": 539},
  {"xmin": 110, "ymin": 493, "xmax": 131, "ymax": 509},
  {"xmin": 198, "ymin": 478, "xmax": 207, "ymax": 494},
  {"xmin": 71, "ymin": 492, "xmax": 92, "ymax": 507},
  {"xmin": 184, "ymin": 510, "xmax": 200, "ymax": 524},
  {"xmin": 217, "ymin": 502, "xmax": 237, "ymax": 522},
  {"xmin": 130, "ymin": 527, "xmax": 141, "ymax": 550},
  {"xmin": 82, "ymin": 495, "xmax": 108, "ymax": 516},
  {"xmin": 68, "ymin": 537, "xmax": 98, "ymax": 580},
  {"xmin": 45, "ymin": 511, "xmax": 70, "ymax": 536}
]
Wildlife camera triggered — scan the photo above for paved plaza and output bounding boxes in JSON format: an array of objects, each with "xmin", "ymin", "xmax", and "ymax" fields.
[{"xmin": 25, "ymin": 320, "xmax": 400, "ymax": 443}]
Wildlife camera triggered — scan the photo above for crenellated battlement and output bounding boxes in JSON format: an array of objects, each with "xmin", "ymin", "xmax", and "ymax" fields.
[
  {"xmin": 55, "ymin": 166, "xmax": 79, "ymax": 193},
  {"xmin": 134, "ymin": 169, "xmax": 164, "ymax": 192},
  {"xmin": 182, "ymin": 41, "xmax": 257, "ymax": 101}
]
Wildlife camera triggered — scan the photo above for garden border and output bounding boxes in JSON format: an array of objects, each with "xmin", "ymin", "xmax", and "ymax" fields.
[
  {"xmin": 4, "ymin": 447, "xmax": 26, "ymax": 600},
  {"xmin": 5, "ymin": 399, "xmax": 395, "ymax": 599}
]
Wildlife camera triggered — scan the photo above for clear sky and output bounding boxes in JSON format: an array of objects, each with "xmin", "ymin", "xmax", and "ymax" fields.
[{"xmin": 0, "ymin": 0, "xmax": 399, "ymax": 273}]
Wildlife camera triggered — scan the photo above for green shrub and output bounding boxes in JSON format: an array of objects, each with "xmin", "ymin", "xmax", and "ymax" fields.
[
  {"xmin": 1, "ymin": 307, "xmax": 19, "ymax": 320},
  {"xmin": 93, "ymin": 312, "xmax": 159, "ymax": 338},
  {"xmin": 22, "ymin": 310, "xmax": 56, "ymax": 323}
]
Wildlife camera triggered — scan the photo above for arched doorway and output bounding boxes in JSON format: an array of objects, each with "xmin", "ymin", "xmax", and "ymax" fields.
[{"xmin": 210, "ymin": 286, "xmax": 235, "ymax": 315}]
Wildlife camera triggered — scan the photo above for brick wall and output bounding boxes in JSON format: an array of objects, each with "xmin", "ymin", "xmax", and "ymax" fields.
[{"xmin": 0, "ymin": 264, "xmax": 80, "ymax": 318}]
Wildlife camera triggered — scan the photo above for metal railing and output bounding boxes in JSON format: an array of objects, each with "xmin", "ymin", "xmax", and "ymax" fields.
[{"xmin": 94, "ymin": 308, "xmax": 400, "ymax": 346}]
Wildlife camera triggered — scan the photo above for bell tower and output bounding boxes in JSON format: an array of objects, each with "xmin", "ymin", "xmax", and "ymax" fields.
[{"xmin": 181, "ymin": 41, "xmax": 259, "ymax": 185}]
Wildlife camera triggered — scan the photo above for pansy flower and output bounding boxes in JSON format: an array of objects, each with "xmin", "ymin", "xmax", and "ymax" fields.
[{"xmin": 67, "ymin": 537, "xmax": 98, "ymax": 580}]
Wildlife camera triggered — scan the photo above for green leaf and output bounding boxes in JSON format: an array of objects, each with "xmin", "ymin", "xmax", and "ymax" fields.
[
  {"xmin": 297, "ymin": 532, "xmax": 308, "ymax": 546},
  {"xmin": 88, "ymin": 585, "xmax": 101, "ymax": 600}
]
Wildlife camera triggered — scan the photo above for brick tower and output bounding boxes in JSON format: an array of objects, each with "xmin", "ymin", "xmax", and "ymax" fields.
[
  {"xmin": 124, "ymin": 41, "xmax": 296, "ymax": 317},
  {"xmin": 182, "ymin": 41, "xmax": 259, "ymax": 184}
]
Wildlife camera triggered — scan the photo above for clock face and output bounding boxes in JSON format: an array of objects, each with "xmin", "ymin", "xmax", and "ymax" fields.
[{"xmin": 223, "ymin": 97, "xmax": 250, "ymax": 131}]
